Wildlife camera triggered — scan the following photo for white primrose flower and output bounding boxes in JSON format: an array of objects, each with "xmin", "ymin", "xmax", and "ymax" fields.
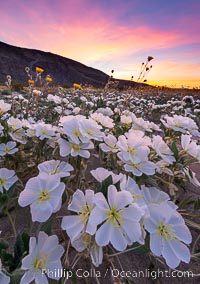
[
  {"xmin": 38, "ymin": 160, "xmax": 73, "ymax": 178},
  {"xmin": 90, "ymin": 113, "xmax": 114, "ymax": 128},
  {"xmin": 95, "ymin": 107, "xmax": 113, "ymax": 117},
  {"xmin": 152, "ymin": 135, "xmax": 176, "ymax": 164},
  {"xmin": 183, "ymin": 167, "xmax": 200, "ymax": 187},
  {"xmin": 123, "ymin": 156, "xmax": 157, "ymax": 176},
  {"xmin": 0, "ymin": 168, "xmax": 18, "ymax": 192},
  {"xmin": 91, "ymin": 167, "xmax": 126, "ymax": 188},
  {"xmin": 161, "ymin": 115, "xmax": 200, "ymax": 136},
  {"xmin": 120, "ymin": 115, "xmax": 132, "ymax": 125},
  {"xmin": 0, "ymin": 141, "xmax": 18, "ymax": 156},
  {"xmin": 130, "ymin": 114, "xmax": 153, "ymax": 132},
  {"xmin": 47, "ymin": 94, "xmax": 62, "ymax": 104},
  {"xmin": 35, "ymin": 123, "xmax": 55, "ymax": 140},
  {"xmin": 0, "ymin": 100, "xmax": 11, "ymax": 116},
  {"xmin": 7, "ymin": 117, "xmax": 22, "ymax": 130},
  {"xmin": 140, "ymin": 186, "xmax": 178, "ymax": 210},
  {"xmin": 88, "ymin": 185, "xmax": 144, "ymax": 251},
  {"xmin": 123, "ymin": 177, "xmax": 144, "ymax": 206},
  {"xmin": 79, "ymin": 118, "xmax": 104, "ymax": 142},
  {"xmin": 99, "ymin": 134, "xmax": 118, "ymax": 153},
  {"xmin": 20, "ymin": 231, "xmax": 64, "ymax": 284},
  {"xmin": 61, "ymin": 189, "xmax": 96, "ymax": 242},
  {"xmin": 144, "ymin": 203, "xmax": 192, "ymax": 269},
  {"xmin": 156, "ymin": 160, "xmax": 174, "ymax": 176},
  {"xmin": 18, "ymin": 173, "xmax": 65, "ymax": 222},
  {"xmin": 90, "ymin": 242, "xmax": 103, "ymax": 267},
  {"xmin": 9, "ymin": 128, "xmax": 27, "ymax": 144},
  {"xmin": 61, "ymin": 116, "xmax": 83, "ymax": 144},
  {"xmin": 181, "ymin": 134, "xmax": 200, "ymax": 162},
  {"xmin": 58, "ymin": 138, "xmax": 94, "ymax": 158},
  {"xmin": 71, "ymin": 233, "xmax": 103, "ymax": 267},
  {"xmin": 117, "ymin": 130, "xmax": 150, "ymax": 164}
]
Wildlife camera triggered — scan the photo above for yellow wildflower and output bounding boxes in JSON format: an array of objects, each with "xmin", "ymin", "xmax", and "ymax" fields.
[
  {"xmin": 73, "ymin": 83, "xmax": 82, "ymax": 89},
  {"xmin": 36, "ymin": 67, "xmax": 44, "ymax": 73}
]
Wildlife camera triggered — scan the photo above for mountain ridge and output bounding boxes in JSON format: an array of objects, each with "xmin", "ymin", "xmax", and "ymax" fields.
[
  {"xmin": 0, "ymin": 41, "xmax": 143, "ymax": 88},
  {"xmin": 0, "ymin": 41, "xmax": 109, "ymax": 87}
]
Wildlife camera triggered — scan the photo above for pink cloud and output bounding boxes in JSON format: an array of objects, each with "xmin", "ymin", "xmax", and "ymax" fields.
[{"xmin": 0, "ymin": 0, "xmax": 199, "ymax": 86}]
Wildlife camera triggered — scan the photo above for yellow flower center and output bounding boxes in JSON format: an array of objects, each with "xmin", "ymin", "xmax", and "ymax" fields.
[
  {"xmin": 174, "ymin": 123, "xmax": 181, "ymax": 128},
  {"xmin": 0, "ymin": 178, "xmax": 6, "ymax": 187},
  {"xmin": 33, "ymin": 253, "xmax": 49, "ymax": 271},
  {"xmin": 38, "ymin": 190, "xmax": 50, "ymax": 203},
  {"xmin": 127, "ymin": 147, "xmax": 136, "ymax": 155},
  {"xmin": 106, "ymin": 207, "xmax": 123, "ymax": 227},
  {"xmin": 72, "ymin": 129, "xmax": 81, "ymax": 137},
  {"xmin": 86, "ymin": 129, "xmax": 93, "ymax": 136},
  {"xmin": 132, "ymin": 193, "xmax": 143, "ymax": 201},
  {"xmin": 3, "ymin": 147, "xmax": 10, "ymax": 153},
  {"xmin": 157, "ymin": 222, "xmax": 175, "ymax": 240},
  {"xmin": 41, "ymin": 130, "xmax": 48, "ymax": 136},
  {"xmin": 72, "ymin": 144, "xmax": 81, "ymax": 151},
  {"xmin": 82, "ymin": 233, "xmax": 91, "ymax": 246},
  {"xmin": 129, "ymin": 162, "xmax": 140, "ymax": 169},
  {"xmin": 14, "ymin": 129, "xmax": 21, "ymax": 134},
  {"xmin": 79, "ymin": 205, "xmax": 93, "ymax": 224},
  {"xmin": 50, "ymin": 169, "xmax": 58, "ymax": 175}
]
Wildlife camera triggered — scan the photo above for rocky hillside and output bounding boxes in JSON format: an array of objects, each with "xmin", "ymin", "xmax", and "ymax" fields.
[{"xmin": 0, "ymin": 41, "xmax": 110, "ymax": 87}]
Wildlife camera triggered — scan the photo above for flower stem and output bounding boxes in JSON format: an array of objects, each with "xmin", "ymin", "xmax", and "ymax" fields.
[
  {"xmin": 5, "ymin": 208, "xmax": 17, "ymax": 238},
  {"xmin": 107, "ymin": 245, "xmax": 142, "ymax": 257}
]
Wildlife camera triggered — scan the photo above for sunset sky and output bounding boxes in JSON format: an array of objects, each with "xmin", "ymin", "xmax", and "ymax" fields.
[{"xmin": 0, "ymin": 0, "xmax": 200, "ymax": 88}]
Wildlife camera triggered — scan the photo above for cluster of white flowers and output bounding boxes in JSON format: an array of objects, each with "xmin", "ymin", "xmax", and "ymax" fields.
[
  {"xmin": 58, "ymin": 115, "xmax": 104, "ymax": 158},
  {"xmin": 0, "ymin": 89, "xmax": 199, "ymax": 281},
  {"xmin": 161, "ymin": 114, "xmax": 200, "ymax": 137},
  {"xmin": 61, "ymin": 170, "xmax": 192, "ymax": 269},
  {"xmin": 18, "ymin": 160, "xmax": 73, "ymax": 222}
]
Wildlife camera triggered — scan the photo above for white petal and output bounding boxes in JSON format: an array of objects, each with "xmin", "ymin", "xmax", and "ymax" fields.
[
  {"xmin": 62, "ymin": 216, "xmax": 84, "ymax": 241},
  {"xmin": 110, "ymin": 226, "xmax": 127, "ymax": 251},
  {"xmin": 20, "ymin": 271, "xmax": 35, "ymax": 284},
  {"xmin": 115, "ymin": 191, "xmax": 133, "ymax": 209},
  {"xmin": 150, "ymin": 233, "xmax": 162, "ymax": 256},
  {"xmin": 68, "ymin": 190, "xmax": 86, "ymax": 212},
  {"xmin": 123, "ymin": 205, "xmax": 143, "ymax": 221},
  {"xmin": 94, "ymin": 192, "xmax": 109, "ymax": 210},
  {"xmin": 95, "ymin": 222, "xmax": 112, "ymax": 247},
  {"xmin": 35, "ymin": 273, "xmax": 49, "ymax": 284},
  {"xmin": 107, "ymin": 185, "xmax": 118, "ymax": 207},
  {"xmin": 162, "ymin": 239, "xmax": 180, "ymax": 269},
  {"xmin": 87, "ymin": 207, "xmax": 106, "ymax": 233},
  {"xmin": 31, "ymin": 202, "xmax": 52, "ymax": 222},
  {"xmin": 46, "ymin": 260, "xmax": 63, "ymax": 279},
  {"xmin": 0, "ymin": 273, "xmax": 10, "ymax": 284},
  {"xmin": 121, "ymin": 220, "xmax": 141, "ymax": 243},
  {"xmin": 18, "ymin": 190, "xmax": 37, "ymax": 207},
  {"xmin": 169, "ymin": 240, "xmax": 190, "ymax": 263},
  {"xmin": 173, "ymin": 225, "xmax": 192, "ymax": 244}
]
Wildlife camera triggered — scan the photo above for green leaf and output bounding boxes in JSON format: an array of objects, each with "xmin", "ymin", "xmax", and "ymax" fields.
[
  {"xmin": 9, "ymin": 269, "xmax": 24, "ymax": 284},
  {"xmin": 40, "ymin": 217, "xmax": 53, "ymax": 236},
  {"xmin": 1, "ymin": 249, "xmax": 14, "ymax": 267},
  {"xmin": 194, "ymin": 199, "xmax": 200, "ymax": 210},
  {"xmin": 178, "ymin": 196, "xmax": 194, "ymax": 209},
  {"xmin": 131, "ymin": 242, "xmax": 150, "ymax": 254},
  {"xmin": 96, "ymin": 175, "xmax": 113, "ymax": 198},
  {"xmin": 21, "ymin": 232, "xmax": 30, "ymax": 254},
  {"xmin": 62, "ymin": 190, "xmax": 67, "ymax": 205},
  {"xmin": 171, "ymin": 141, "xmax": 178, "ymax": 160},
  {"xmin": 0, "ymin": 193, "xmax": 9, "ymax": 206},
  {"xmin": 0, "ymin": 240, "xmax": 9, "ymax": 253}
]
